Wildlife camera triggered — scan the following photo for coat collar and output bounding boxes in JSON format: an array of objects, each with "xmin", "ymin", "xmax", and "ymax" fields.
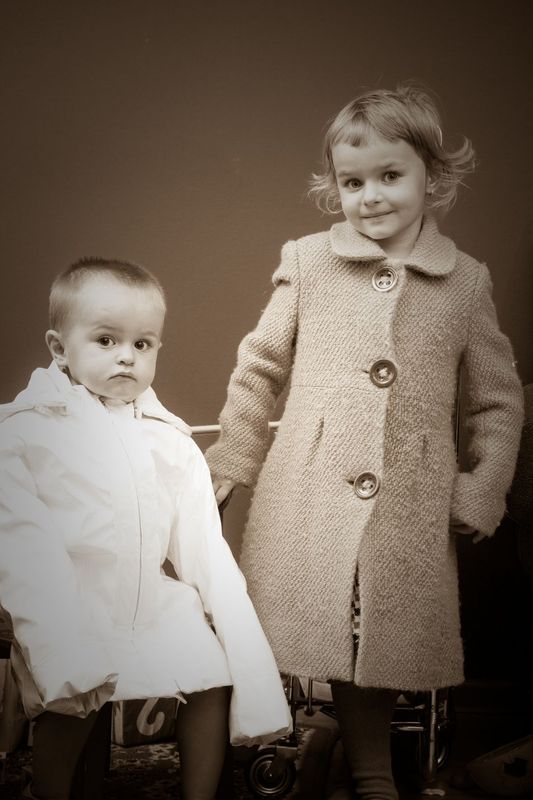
[
  {"xmin": 0, "ymin": 362, "xmax": 191, "ymax": 435},
  {"xmin": 133, "ymin": 387, "xmax": 192, "ymax": 435},
  {"xmin": 329, "ymin": 215, "xmax": 457, "ymax": 276}
]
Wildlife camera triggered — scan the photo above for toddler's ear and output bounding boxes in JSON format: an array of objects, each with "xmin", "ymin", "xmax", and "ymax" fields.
[{"xmin": 45, "ymin": 330, "xmax": 68, "ymax": 369}]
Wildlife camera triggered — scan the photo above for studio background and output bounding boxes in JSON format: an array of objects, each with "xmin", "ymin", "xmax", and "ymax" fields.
[{"xmin": 1, "ymin": 0, "xmax": 532, "ymax": 695}]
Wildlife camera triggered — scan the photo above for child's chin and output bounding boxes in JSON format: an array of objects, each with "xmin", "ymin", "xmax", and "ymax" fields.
[{"xmin": 101, "ymin": 389, "xmax": 138, "ymax": 403}]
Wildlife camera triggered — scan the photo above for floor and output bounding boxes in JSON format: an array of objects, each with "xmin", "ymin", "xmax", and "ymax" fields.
[{"xmin": 2, "ymin": 687, "xmax": 532, "ymax": 799}]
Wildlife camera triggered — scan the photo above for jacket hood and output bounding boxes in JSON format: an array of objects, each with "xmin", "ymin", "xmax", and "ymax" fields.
[
  {"xmin": 0, "ymin": 362, "xmax": 191, "ymax": 435},
  {"xmin": 329, "ymin": 215, "xmax": 457, "ymax": 276}
]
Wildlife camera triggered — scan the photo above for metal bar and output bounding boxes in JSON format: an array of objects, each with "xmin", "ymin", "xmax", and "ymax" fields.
[
  {"xmin": 306, "ymin": 678, "xmax": 314, "ymax": 715},
  {"xmin": 190, "ymin": 421, "xmax": 280, "ymax": 435},
  {"xmin": 289, "ymin": 676, "xmax": 300, "ymax": 729},
  {"xmin": 391, "ymin": 723, "xmax": 425, "ymax": 732},
  {"xmin": 424, "ymin": 689, "xmax": 439, "ymax": 782}
]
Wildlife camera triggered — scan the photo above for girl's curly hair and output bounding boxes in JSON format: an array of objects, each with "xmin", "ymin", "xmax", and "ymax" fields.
[{"xmin": 309, "ymin": 84, "xmax": 476, "ymax": 215}]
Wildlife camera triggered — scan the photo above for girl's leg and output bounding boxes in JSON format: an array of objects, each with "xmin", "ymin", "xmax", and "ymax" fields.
[
  {"xmin": 31, "ymin": 708, "xmax": 101, "ymax": 800},
  {"xmin": 176, "ymin": 685, "xmax": 231, "ymax": 800},
  {"xmin": 330, "ymin": 682, "xmax": 399, "ymax": 800}
]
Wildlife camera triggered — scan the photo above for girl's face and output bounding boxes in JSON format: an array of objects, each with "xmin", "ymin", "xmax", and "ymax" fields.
[{"xmin": 331, "ymin": 136, "xmax": 431, "ymax": 258}]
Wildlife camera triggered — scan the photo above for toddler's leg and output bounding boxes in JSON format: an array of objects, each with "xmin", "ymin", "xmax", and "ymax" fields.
[
  {"xmin": 31, "ymin": 708, "xmax": 101, "ymax": 800},
  {"xmin": 330, "ymin": 682, "xmax": 399, "ymax": 800},
  {"xmin": 176, "ymin": 685, "xmax": 231, "ymax": 800}
]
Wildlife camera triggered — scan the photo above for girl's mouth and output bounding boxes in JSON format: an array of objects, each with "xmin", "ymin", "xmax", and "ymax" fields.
[{"xmin": 362, "ymin": 211, "xmax": 391, "ymax": 219}]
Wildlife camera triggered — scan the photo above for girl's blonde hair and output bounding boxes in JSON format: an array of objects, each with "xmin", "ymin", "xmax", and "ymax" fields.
[{"xmin": 309, "ymin": 84, "xmax": 476, "ymax": 214}]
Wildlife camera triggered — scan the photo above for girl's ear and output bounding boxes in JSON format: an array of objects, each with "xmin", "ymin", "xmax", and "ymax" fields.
[
  {"xmin": 45, "ymin": 330, "xmax": 68, "ymax": 368},
  {"xmin": 425, "ymin": 173, "xmax": 437, "ymax": 197}
]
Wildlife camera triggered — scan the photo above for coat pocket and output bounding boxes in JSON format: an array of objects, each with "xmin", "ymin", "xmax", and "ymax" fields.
[
  {"xmin": 266, "ymin": 405, "xmax": 325, "ymax": 477},
  {"xmin": 413, "ymin": 430, "xmax": 458, "ymax": 533}
]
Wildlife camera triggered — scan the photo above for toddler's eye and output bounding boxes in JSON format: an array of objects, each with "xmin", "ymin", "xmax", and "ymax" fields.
[
  {"xmin": 97, "ymin": 336, "xmax": 113, "ymax": 347},
  {"xmin": 134, "ymin": 340, "xmax": 150, "ymax": 351},
  {"xmin": 383, "ymin": 171, "xmax": 400, "ymax": 183}
]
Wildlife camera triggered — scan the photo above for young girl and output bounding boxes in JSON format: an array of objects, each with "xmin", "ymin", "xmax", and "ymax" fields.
[
  {"xmin": 205, "ymin": 86, "xmax": 524, "ymax": 799},
  {"xmin": 0, "ymin": 259, "xmax": 291, "ymax": 800}
]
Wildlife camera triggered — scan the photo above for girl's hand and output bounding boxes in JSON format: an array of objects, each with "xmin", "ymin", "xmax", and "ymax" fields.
[
  {"xmin": 212, "ymin": 477, "xmax": 237, "ymax": 508},
  {"xmin": 450, "ymin": 519, "xmax": 485, "ymax": 541},
  {"xmin": 450, "ymin": 521, "xmax": 477, "ymax": 535},
  {"xmin": 450, "ymin": 519, "xmax": 486, "ymax": 544}
]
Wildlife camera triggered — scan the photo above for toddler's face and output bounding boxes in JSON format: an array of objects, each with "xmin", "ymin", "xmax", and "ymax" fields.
[
  {"xmin": 331, "ymin": 136, "xmax": 431, "ymax": 258},
  {"xmin": 48, "ymin": 277, "xmax": 165, "ymax": 402}
]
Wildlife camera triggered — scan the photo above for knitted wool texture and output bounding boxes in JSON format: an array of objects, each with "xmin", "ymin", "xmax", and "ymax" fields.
[{"xmin": 206, "ymin": 216, "xmax": 524, "ymax": 690}]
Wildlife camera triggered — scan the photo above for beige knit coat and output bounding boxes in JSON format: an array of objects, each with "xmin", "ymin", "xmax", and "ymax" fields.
[{"xmin": 205, "ymin": 216, "xmax": 524, "ymax": 691}]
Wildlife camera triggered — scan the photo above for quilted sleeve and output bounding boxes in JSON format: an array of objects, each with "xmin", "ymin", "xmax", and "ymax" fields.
[
  {"xmin": 0, "ymin": 427, "xmax": 117, "ymax": 716},
  {"xmin": 204, "ymin": 240, "xmax": 300, "ymax": 486}
]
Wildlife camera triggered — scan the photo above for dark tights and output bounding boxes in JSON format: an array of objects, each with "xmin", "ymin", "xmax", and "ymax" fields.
[
  {"xmin": 32, "ymin": 707, "xmax": 102, "ymax": 800},
  {"xmin": 176, "ymin": 686, "xmax": 231, "ymax": 800},
  {"xmin": 330, "ymin": 682, "xmax": 399, "ymax": 800},
  {"xmin": 30, "ymin": 686, "xmax": 230, "ymax": 800}
]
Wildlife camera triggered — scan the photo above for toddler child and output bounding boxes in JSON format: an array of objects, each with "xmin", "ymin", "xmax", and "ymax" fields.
[
  {"xmin": 205, "ymin": 86, "xmax": 524, "ymax": 799},
  {"xmin": 0, "ymin": 258, "xmax": 291, "ymax": 800}
]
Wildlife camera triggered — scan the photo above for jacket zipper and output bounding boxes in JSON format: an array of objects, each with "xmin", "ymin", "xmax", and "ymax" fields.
[{"xmin": 107, "ymin": 409, "xmax": 143, "ymax": 631}]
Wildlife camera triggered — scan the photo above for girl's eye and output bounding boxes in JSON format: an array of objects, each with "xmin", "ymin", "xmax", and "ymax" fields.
[
  {"xmin": 383, "ymin": 171, "xmax": 400, "ymax": 183},
  {"xmin": 346, "ymin": 179, "xmax": 362, "ymax": 190},
  {"xmin": 134, "ymin": 340, "xmax": 150, "ymax": 351},
  {"xmin": 97, "ymin": 336, "xmax": 113, "ymax": 347}
]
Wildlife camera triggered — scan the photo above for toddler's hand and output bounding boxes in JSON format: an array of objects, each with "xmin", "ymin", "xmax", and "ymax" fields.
[{"xmin": 212, "ymin": 477, "xmax": 237, "ymax": 508}]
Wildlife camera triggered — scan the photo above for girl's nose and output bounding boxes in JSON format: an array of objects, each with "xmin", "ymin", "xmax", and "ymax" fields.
[{"xmin": 362, "ymin": 182, "xmax": 382, "ymax": 205}]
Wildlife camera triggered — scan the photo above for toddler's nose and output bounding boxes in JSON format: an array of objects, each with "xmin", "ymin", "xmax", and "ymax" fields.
[{"xmin": 116, "ymin": 345, "xmax": 135, "ymax": 365}]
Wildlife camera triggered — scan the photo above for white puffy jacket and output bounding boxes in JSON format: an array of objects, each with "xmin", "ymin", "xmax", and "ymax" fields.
[{"xmin": 0, "ymin": 363, "xmax": 291, "ymax": 745}]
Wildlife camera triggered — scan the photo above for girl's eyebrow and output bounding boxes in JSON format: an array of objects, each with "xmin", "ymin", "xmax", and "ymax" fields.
[{"xmin": 337, "ymin": 161, "xmax": 405, "ymax": 179}]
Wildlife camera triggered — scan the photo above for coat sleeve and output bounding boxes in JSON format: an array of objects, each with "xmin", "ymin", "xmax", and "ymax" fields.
[
  {"xmin": 0, "ymin": 427, "xmax": 117, "ymax": 717},
  {"xmin": 204, "ymin": 240, "xmax": 300, "ymax": 486},
  {"xmin": 451, "ymin": 264, "xmax": 524, "ymax": 536},
  {"xmin": 167, "ymin": 439, "xmax": 292, "ymax": 746}
]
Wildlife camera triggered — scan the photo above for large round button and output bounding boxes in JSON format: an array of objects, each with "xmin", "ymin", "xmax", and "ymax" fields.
[
  {"xmin": 353, "ymin": 472, "xmax": 380, "ymax": 499},
  {"xmin": 370, "ymin": 359, "xmax": 397, "ymax": 388},
  {"xmin": 372, "ymin": 267, "xmax": 398, "ymax": 292}
]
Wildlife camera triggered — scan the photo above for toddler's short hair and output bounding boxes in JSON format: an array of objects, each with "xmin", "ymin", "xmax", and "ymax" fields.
[
  {"xmin": 309, "ymin": 84, "xmax": 476, "ymax": 214},
  {"xmin": 49, "ymin": 257, "xmax": 166, "ymax": 331}
]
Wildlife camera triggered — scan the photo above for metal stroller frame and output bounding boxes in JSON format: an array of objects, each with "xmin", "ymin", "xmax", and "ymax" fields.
[{"xmin": 237, "ymin": 676, "xmax": 452, "ymax": 798}]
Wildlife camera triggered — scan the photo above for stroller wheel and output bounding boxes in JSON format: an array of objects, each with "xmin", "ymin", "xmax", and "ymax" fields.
[{"xmin": 245, "ymin": 747, "xmax": 296, "ymax": 797}]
